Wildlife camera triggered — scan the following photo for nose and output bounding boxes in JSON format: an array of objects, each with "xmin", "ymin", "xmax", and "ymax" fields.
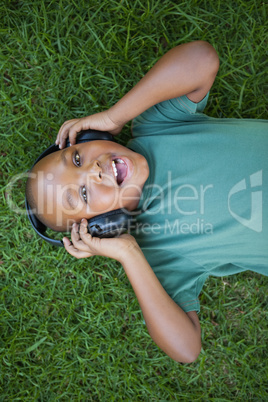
[{"xmin": 88, "ymin": 160, "xmax": 102, "ymax": 182}]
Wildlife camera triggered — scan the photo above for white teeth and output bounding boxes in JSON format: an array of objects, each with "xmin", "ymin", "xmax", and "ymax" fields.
[
  {"xmin": 116, "ymin": 158, "xmax": 124, "ymax": 164},
  {"xmin": 112, "ymin": 160, "xmax": 118, "ymax": 177}
]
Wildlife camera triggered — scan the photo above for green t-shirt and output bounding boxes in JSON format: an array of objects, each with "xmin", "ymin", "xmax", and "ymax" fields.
[{"xmin": 127, "ymin": 94, "xmax": 268, "ymax": 313}]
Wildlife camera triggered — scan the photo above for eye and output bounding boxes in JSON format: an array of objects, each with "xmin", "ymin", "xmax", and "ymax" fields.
[
  {"xmin": 81, "ymin": 186, "xmax": 87, "ymax": 203},
  {"xmin": 73, "ymin": 151, "xmax": 81, "ymax": 167}
]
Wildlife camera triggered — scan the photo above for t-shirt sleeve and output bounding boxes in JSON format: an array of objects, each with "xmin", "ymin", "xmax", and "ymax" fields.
[{"xmin": 132, "ymin": 93, "xmax": 210, "ymax": 137}]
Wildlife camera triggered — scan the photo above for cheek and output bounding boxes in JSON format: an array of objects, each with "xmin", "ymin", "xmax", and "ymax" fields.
[
  {"xmin": 118, "ymin": 186, "xmax": 141, "ymax": 209},
  {"xmin": 90, "ymin": 185, "xmax": 120, "ymax": 213}
]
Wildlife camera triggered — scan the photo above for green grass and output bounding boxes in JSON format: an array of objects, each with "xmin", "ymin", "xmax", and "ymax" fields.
[{"xmin": 0, "ymin": 0, "xmax": 267, "ymax": 400}]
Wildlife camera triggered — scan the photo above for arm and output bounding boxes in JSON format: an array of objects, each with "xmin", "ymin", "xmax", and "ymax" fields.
[
  {"xmin": 63, "ymin": 221, "xmax": 201, "ymax": 363},
  {"xmin": 109, "ymin": 40, "xmax": 219, "ymax": 126},
  {"xmin": 56, "ymin": 40, "xmax": 219, "ymax": 147},
  {"xmin": 120, "ymin": 244, "xmax": 201, "ymax": 363}
]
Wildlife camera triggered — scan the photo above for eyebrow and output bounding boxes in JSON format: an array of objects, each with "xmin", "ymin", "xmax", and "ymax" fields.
[
  {"xmin": 61, "ymin": 150, "xmax": 75, "ymax": 209},
  {"xmin": 66, "ymin": 188, "xmax": 76, "ymax": 210},
  {"xmin": 61, "ymin": 148, "xmax": 67, "ymax": 166},
  {"xmin": 60, "ymin": 149, "xmax": 84, "ymax": 210}
]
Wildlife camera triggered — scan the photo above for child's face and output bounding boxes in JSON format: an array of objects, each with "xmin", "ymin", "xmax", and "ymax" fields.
[{"xmin": 31, "ymin": 140, "xmax": 149, "ymax": 231}]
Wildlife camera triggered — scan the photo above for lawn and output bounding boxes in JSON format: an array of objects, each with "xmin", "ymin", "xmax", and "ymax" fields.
[{"xmin": 0, "ymin": 0, "xmax": 267, "ymax": 400}]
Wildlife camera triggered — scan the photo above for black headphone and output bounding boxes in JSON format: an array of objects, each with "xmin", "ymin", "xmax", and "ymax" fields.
[{"xmin": 25, "ymin": 129, "xmax": 133, "ymax": 247}]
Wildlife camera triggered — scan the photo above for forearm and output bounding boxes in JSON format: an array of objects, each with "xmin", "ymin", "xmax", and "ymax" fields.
[
  {"xmin": 108, "ymin": 40, "xmax": 219, "ymax": 127},
  {"xmin": 119, "ymin": 245, "xmax": 201, "ymax": 363},
  {"xmin": 63, "ymin": 221, "xmax": 201, "ymax": 362},
  {"xmin": 56, "ymin": 41, "xmax": 219, "ymax": 146}
]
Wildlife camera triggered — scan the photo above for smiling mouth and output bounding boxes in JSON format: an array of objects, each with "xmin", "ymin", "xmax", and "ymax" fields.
[{"xmin": 112, "ymin": 158, "xmax": 128, "ymax": 185}]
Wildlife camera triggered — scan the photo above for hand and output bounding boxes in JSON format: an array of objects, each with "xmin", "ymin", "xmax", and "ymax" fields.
[
  {"xmin": 55, "ymin": 110, "xmax": 124, "ymax": 149},
  {"xmin": 63, "ymin": 218, "xmax": 139, "ymax": 263}
]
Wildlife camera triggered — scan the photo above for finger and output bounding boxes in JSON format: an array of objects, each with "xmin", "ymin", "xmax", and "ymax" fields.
[
  {"xmin": 56, "ymin": 119, "xmax": 79, "ymax": 148},
  {"xmin": 56, "ymin": 120, "xmax": 72, "ymax": 145},
  {"xmin": 62, "ymin": 237, "xmax": 92, "ymax": 259},
  {"xmin": 70, "ymin": 223, "xmax": 90, "ymax": 252},
  {"xmin": 58, "ymin": 121, "xmax": 78, "ymax": 149},
  {"xmin": 68, "ymin": 118, "xmax": 91, "ymax": 146},
  {"xmin": 70, "ymin": 223, "xmax": 80, "ymax": 244},
  {"xmin": 79, "ymin": 218, "xmax": 95, "ymax": 244}
]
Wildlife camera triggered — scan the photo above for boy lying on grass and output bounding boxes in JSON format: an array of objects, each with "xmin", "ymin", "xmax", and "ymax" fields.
[{"xmin": 26, "ymin": 41, "xmax": 268, "ymax": 363}]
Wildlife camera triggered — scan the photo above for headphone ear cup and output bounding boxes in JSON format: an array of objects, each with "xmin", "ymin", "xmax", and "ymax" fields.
[
  {"xmin": 87, "ymin": 209, "xmax": 133, "ymax": 238},
  {"xmin": 66, "ymin": 129, "xmax": 115, "ymax": 147}
]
